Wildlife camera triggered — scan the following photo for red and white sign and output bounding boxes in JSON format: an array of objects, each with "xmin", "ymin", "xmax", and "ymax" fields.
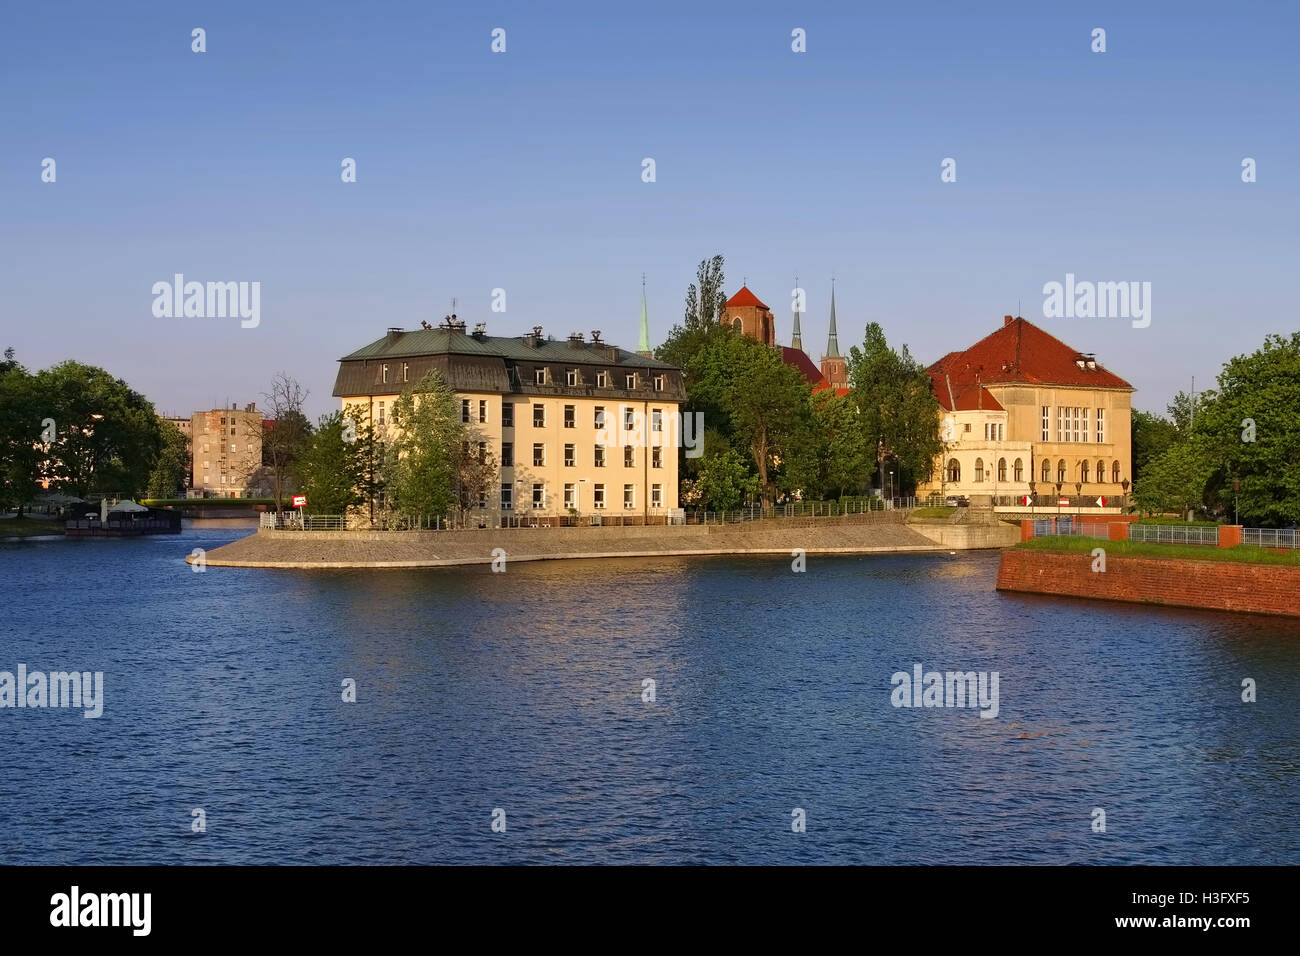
[
  {"xmin": 1057, "ymin": 498, "xmax": 1071, "ymax": 506},
  {"xmin": 292, "ymin": 495, "xmax": 307, "ymax": 508},
  {"xmin": 1021, "ymin": 496, "xmax": 1032, "ymax": 506},
  {"xmin": 1096, "ymin": 496, "xmax": 1107, "ymax": 507}
]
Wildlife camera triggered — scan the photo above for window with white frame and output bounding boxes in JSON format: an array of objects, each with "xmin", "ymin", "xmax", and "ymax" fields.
[
  {"xmin": 534, "ymin": 368, "xmax": 547, "ymax": 385},
  {"xmin": 594, "ymin": 406, "xmax": 605, "ymax": 428},
  {"xmin": 625, "ymin": 373, "xmax": 637, "ymax": 389},
  {"xmin": 533, "ymin": 443, "xmax": 545, "ymax": 467},
  {"xmin": 653, "ymin": 375, "xmax": 664, "ymax": 392},
  {"xmin": 623, "ymin": 484, "xmax": 635, "ymax": 509},
  {"xmin": 1096, "ymin": 408, "xmax": 1105, "ymax": 443},
  {"xmin": 564, "ymin": 443, "xmax": 575, "ymax": 467},
  {"xmin": 501, "ymin": 403, "xmax": 514, "ymax": 427},
  {"xmin": 652, "ymin": 447, "xmax": 662, "ymax": 469},
  {"xmin": 533, "ymin": 403, "xmax": 545, "ymax": 427},
  {"xmin": 594, "ymin": 445, "xmax": 605, "ymax": 468},
  {"xmin": 500, "ymin": 483, "xmax": 512, "ymax": 510},
  {"xmin": 564, "ymin": 483, "xmax": 576, "ymax": 510},
  {"xmin": 623, "ymin": 406, "xmax": 635, "ymax": 430},
  {"xmin": 532, "ymin": 483, "xmax": 545, "ymax": 509},
  {"xmin": 651, "ymin": 409, "xmax": 662, "ymax": 432},
  {"xmin": 461, "ymin": 399, "xmax": 471, "ymax": 424},
  {"xmin": 593, "ymin": 483, "xmax": 605, "ymax": 508},
  {"xmin": 1041, "ymin": 406, "xmax": 1050, "ymax": 441},
  {"xmin": 564, "ymin": 404, "xmax": 575, "ymax": 428},
  {"xmin": 651, "ymin": 484, "xmax": 662, "ymax": 507},
  {"xmin": 479, "ymin": 400, "xmax": 487, "ymax": 424},
  {"xmin": 565, "ymin": 369, "xmax": 578, "ymax": 387},
  {"xmin": 596, "ymin": 371, "xmax": 609, "ymax": 388}
]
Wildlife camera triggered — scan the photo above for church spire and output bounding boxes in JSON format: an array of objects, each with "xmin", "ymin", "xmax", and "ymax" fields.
[
  {"xmin": 791, "ymin": 273, "xmax": 803, "ymax": 350},
  {"xmin": 637, "ymin": 273, "xmax": 652, "ymax": 357},
  {"xmin": 824, "ymin": 279, "xmax": 841, "ymax": 358}
]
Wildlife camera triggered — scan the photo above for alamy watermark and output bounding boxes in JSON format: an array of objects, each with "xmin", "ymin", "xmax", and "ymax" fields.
[
  {"xmin": 1042, "ymin": 273, "xmax": 1150, "ymax": 328},
  {"xmin": 152, "ymin": 274, "xmax": 260, "ymax": 328},
  {"xmin": 890, "ymin": 663, "xmax": 999, "ymax": 718},
  {"xmin": 1, "ymin": 664, "xmax": 104, "ymax": 718}
]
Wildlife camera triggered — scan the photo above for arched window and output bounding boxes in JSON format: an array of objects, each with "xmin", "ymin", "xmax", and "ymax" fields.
[
  {"xmin": 1041, "ymin": 460, "xmax": 1050, "ymax": 483},
  {"xmin": 1112, "ymin": 461, "xmax": 1121, "ymax": 483},
  {"xmin": 1013, "ymin": 458, "xmax": 1024, "ymax": 482},
  {"xmin": 1057, "ymin": 459, "xmax": 1066, "ymax": 483},
  {"xmin": 1081, "ymin": 460, "xmax": 1090, "ymax": 483},
  {"xmin": 1097, "ymin": 459, "xmax": 1105, "ymax": 484},
  {"xmin": 974, "ymin": 458, "xmax": 984, "ymax": 482},
  {"xmin": 948, "ymin": 459, "xmax": 961, "ymax": 482},
  {"xmin": 997, "ymin": 458, "xmax": 1007, "ymax": 481},
  {"xmin": 731, "ymin": 317, "xmax": 742, "ymax": 332}
]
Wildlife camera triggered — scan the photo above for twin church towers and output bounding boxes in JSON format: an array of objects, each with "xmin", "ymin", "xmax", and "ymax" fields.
[{"xmin": 719, "ymin": 282, "xmax": 848, "ymax": 391}]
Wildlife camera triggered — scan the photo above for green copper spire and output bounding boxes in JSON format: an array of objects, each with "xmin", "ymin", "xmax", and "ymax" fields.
[
  {"xmin": 791, "ymin": 272, "xmax": 803, "ymax": 350},
  {"xmin": 638, "ymin": 274, "xmax": 651, "ymax": 354},
  {"xmin": 824, "ymin": 279, "xmax": 841, "ymax": 358}
]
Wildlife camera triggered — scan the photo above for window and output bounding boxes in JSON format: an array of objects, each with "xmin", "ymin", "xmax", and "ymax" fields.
[
  {"xmin": 1057, "ymin": 459, "xmax": 1067, "ymax": 483},
  {"xmin": 1041, "ymin": 406, "xmax": 1050, "ymax": 442},
  {"xmin": 1013, "ymin": 458, "xmax": 1023, "ymax": 482},
  {"xmin": 594, "ymin": 406, "xmax": 605, "ymax": 429},
  {"xmin": 652, "ymin": 447, "xmax": 662, "ymax": 469},
  {"xmin": 532, "ymin": 483, "xmax": 545, "ymax": 509},
  {"xmin": 964, "ymin": 423, "xmax": 971, "ymax": 433},
  {"xmin": 974, "ymin": 458, "xmax": 985, "ymax": 482},
  {"xmin": 203, "ymin": 443, "xmax": 209, "ymax": 453},
  {"xmin": 594, "ymin": 445, "xmax": 605, "ymax": 468},
  {"xmin": 654, "ymin": 375, "xmax": 664, "ymax": 392},
  {"xmin": 402, "ymin": 362, "xmax": 409, "ymax": 382},
  {"xmin": 479, "ymin": 400, "xmax": 487, "ymax": 424},
  {"xmin": 623, "ymin": 484, "xmax": 635, "ymax": 509},
  {"xmin": 230, "ymin": 427, "xmax": 236, "ymax": 436},
  {"xmin": 501, "ymin": 403, "xmax": 514, "ymax": 427},
  {"xmin": 593, "ymin": 484, "xmax": 605, "ymax": 509},
  {"xmin": 625, "ymin": 373, "xmax": 637, "ymax": 389},
  {"xmin": 231, "ymin": 443, "xmax": 237, "ymax": 453},
  {"xmin": 651, "ymin": 409, "xmax": 662, "ymax": 432},
  {"xmin": 1081, "ymin": 461, "xmax": 1090, "ymax": 483},
  {"xmin": 731, "ymin": 317, "xmax": 741, "ymax": 331},
  {"xmin": 533, "ymin": 443, "xmax": 545, "ymax": 467},
  {"xmin": 378, "ymin": 401, "xmax": 386, "ymax": 426},
  {"xmin": 1112, "ymin": 461, "xmax": 1121, "ymax": 484},
  {"xmin": 564, "ymin": 405, "xmax": 575, "ymax": 428},
  {"xmin": 564, "ymin": 444, "xmax": 574, "ymax": 466},
  {"xmin": 500, "ymin": 442, "xmax": 513, "ymax": 467},
  {"xmin": 461, "ymin": 399, "xmax": 471, "ymax": 424},
  {"xmin": 534, "ymin": 368, "xmax": 547, "ymax": 385},
  {"xmin": 1042, "ymin": 460, "xmax": 1051, "ymax": 483},
  {"xmin": 478, "ymin": 490, "xmax": 487, "ymax": 508},
  {"xmin": 565, "ymin": 369, "xmax": 578, "ymax": 387},
  {"xmin": 382, "ymin": 364, "xmax": 389, "ymax": 384},
  {"xmin": 204, "ymin": 460, "xmax": 210, "ymax": 470},
  {"xmin": 478, "ymin": 441, "xmax": 487, "ymax": 462},
  {"xmin": 533, "ymin": 403, "xmax": 545, "ymax": 427},
  {"xmin": 596, "ymin": 371, "xmax": 609, "ymax": 388},
  {"xmin": 947, "ymin": 459, "xmax": 960, "ymax": 483},
  {"xmin": 651, "ymin": 484, "xmax": 663, "ymax": 507},
  {"xmin": 623, "ymin": 407, "xmax": 635, "ymax": 430},
  {"xmin": 1081, "ymin": 408, "xmax": 1089, "ymax": 443},
  {"xmin": 500, "ymin": 483, "xmax": 513, "ymax": 510},
  {"xmin": 564, "ymin": 483, "xmax": 576, "ymax": 509},
  {"xmin": 624, "ymin": 445, "xmax": 634, "ymax": 467},
  {"xmin": 1097, "ymin": 459, "xmax": 1105, "ymax": 483},
  {"xmin": 997, "ymin": 458, "xmax": 1007, "ymax": 481},
  {"xmin": 220, "ymin": 418, "xmax": 226, "ymax": 426},
  {"xmin": 1096, "ymin": 408, "xmax": 1105, "ymax": 443}
]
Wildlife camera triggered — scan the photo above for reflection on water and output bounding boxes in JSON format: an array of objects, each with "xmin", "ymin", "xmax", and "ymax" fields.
[{"xmin": 1, "ymin": 529, "xmax": 1297, "ymax": 864}]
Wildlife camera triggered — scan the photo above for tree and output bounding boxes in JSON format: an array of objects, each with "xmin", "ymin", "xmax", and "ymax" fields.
[
  {"xmin": 146, "ymin": 419, "xmax": 190, "ymax": 498},
  {"xmin": 682, "ymin": 254, "xmax": 727, "ymax": 330},
  {"xmin": 786, "ymin": 389, "xmax": 873, "ymax": 500},
  {"xmin": 1192, "ymin": 333, "xmax": 1300, "ymax": 525},
  {"xmin": 262, "ymin": 373, "xmax": 310, "ymax": 510},
  {"xmin": 1131, "ymin": 409, "xmax": 1178, "ymax": 487},
  {"xmin": 383, "ymin": 371, "xmax": 461, "ymax": 525},
  {"xmin": 725, "ymin": 338, "xmax": 811, "ymax": 509},
  {"xmin": 847, "ymin": 323, "xmax": 942, "ymax": 494},
  {"xmin": 293, "ymin": 407, "xmax": 377, "ymax": 516},
  {"xmin": 450, "ymin": 429, "xmax": 499, "ymax": 526},
  {"xmin": 683, "ymin": 437, "xmax": 758, "ymax": 511},
  {"xmin": 37, "ymin": 361, "xmax": 162, "ymax": 498},
  {"xmin": 1132, "ymin": 441, "xmax": 1214, "ymax": 516},
  {"xmin": 0, "ymin": 351, "xmax": 44, "ymax": 515}
]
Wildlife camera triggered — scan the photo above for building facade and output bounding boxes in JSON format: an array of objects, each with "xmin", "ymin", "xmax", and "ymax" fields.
[
  {"xmin": 333, "ymin": 321, "xmax": 686, "ymax": 524},
  {"xmin": 189, "ymin": 404, "xmax": 264, "ymax": 498},
  {"xmin": 919, "ymin": 316, "xmax": 1134, "ymax": 503}
]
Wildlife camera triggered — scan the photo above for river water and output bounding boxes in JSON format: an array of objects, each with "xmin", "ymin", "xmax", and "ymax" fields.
[{"xmin": 2, "ymin": 524, "xmax": 1297, "ymax": 864}]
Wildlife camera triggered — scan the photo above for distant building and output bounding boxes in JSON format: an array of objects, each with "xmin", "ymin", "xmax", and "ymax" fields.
[
  {"xmin": 333, "ymin": 320, "xmax": 686, "ymax": 523},
  {"xmin": 721, "ymin": 285, "xmax": 849, "ymax": 394},
  {"xmin": 188, "ymin": 404, "xmax": 264, "ymax": 498},
  {"xmin": 919, "ymin": 316, "xmax": 1135, "ymax": 503}
]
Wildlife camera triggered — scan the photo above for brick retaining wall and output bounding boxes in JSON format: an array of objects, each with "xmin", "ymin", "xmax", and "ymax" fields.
[{"xmin": 996, "ymin": 548, "xmax": 1300, "ymax": 617}]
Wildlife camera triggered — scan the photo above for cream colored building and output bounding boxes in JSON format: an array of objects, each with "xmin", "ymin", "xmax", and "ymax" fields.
[
  {"xmin": 333, "ymin": 321, "xmax": 685, "ymax": 525},
  {"xmin": 189, "ymin": 404, "xmax": 264, "ymax": 498},
  {"xmin": 920, "ymin": 317, "xmax": 1134, "ymax": 505}
]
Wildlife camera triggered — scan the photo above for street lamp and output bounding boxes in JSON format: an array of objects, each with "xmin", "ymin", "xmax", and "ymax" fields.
[
  {"xmin": 1075, "ymin": 481, "xmax": 1082, "ymax": 520},
  {"xmin": 888, "ymin": 469, "xmax": 894, "ymax": 506},
  {"xmin": 1121, "ymin": 478, "xmax": 1130, "ymax": 513},
  {"xmin": 1232, "ymin": 479, "xmax": 1240, "ymax": 525}
]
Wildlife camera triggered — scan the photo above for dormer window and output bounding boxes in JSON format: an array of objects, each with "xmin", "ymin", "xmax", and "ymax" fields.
[
  {"xmin": 653, "ymin": 375, "xmax": 664, "ymax": 392},
  {"xmin": 596, "ymin": 371, "xmax": 609, "ymax": 388},
  {"xmin": 565, "ymin": 368, "xmax": 578, "ymax": 386},
  {"xmin": 535, "ymin": 367, "xmax": 547, "ymax": 385},
  {"xmin": 625, "ymin": 373, "xmax": 637, "ymax": 389},
  {"xmin": 381, "ymin": 364, "xmax": 389, "ymax": 384},
  {"xmin": 401, "ymin": 363, "xmax": 409, "ymax": 382}
]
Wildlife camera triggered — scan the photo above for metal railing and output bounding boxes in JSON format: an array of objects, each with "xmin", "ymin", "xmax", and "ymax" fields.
[
  {"xmin": 1127, "ymin": 524, "xmax": 1220, "ymax": 546},
  {"xmin": 1030, "ymin": 519, "xmax": 1113, "ymax": 539},
  {"xmin": 1242, "ymin": 528, "xmax": 1300, "ymax": 549}
]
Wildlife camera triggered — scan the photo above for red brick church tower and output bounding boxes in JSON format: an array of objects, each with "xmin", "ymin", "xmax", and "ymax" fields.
[
  {"xmin": 820, "ymin": 281, "xmax": 847, "ymax": 389},
  {"xmin": 722, "ymin": 286, "xmax": 775, "ymax": 347}
]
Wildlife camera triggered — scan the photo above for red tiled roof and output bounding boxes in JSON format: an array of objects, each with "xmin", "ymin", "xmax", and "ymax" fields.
[
  {"xmin": 780, "ymin": 346, "xmax": 829, "ymax": 388},
  {"xmin": 929, "ymin": 371, "xmax": 1004, "ymax": 411},
  {"xmin": 725, "ymin": 286, "xmax": 770, "ymax": 310},
  {"xmin": 928, "ymin": 316, "xmax": 1133, "ymax": 390}
]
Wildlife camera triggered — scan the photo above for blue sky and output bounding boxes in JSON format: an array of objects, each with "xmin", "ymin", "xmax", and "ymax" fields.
[{"xmin": 2, "ymin": 0, "xmax": 1296, "ymax": 419}]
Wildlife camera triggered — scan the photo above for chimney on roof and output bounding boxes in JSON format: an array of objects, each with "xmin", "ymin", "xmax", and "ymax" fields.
[
  {"xmin": 473, "ymin": 322, "xmax": 487, "ymax": 340},
  {"xmin": 590, "ymin": 329, "xmax": 602, "ymax": 345},
  {"xmin": 1004, "ymin": 315, "xmax": 1014, "ymax": 326},
  {"xmin": 386, "ymin": 327, "xmax": 402, "ymax": 343},
  {"xmin": 567, "ymin": 332, "xmax": 585, "ymax": 348}
]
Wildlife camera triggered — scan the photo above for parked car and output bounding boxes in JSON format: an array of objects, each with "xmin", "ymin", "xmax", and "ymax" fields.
[{"xmin": 944, "ymin": 495, "xmax": 970, "ymax": 508}]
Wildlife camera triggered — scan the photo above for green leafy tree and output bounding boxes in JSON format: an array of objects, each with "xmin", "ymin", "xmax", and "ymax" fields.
[
  {"xmin": 1132, "ymin": 440, "xmax": 1214, "ymax": 516},
  {"xmin": 725, "ymin": 338, "xmax": 811, "ymax": 509},
  {"xmin": 684, "ymin": 439, "xmax": 758, "ymax": 511},
  {"xmin": 450, "ymin": 429, "xmax": 499, "ymax": 526},
  {"xmin": 146, "ymin": 419, "xmax": 190, "ymax": 498},
  {"xmin": 36, "ymin": 361, "xmax": 162, "ymax": 498},
  {"xmin": 786, "ymin": 389, "xmax": 873, "ymax": 499},
  {"xmin": 0, "ymin": 350, "xmax": 45, "ymax": 515},
  {"xmin": 1131, "ymin": 409, "xmax": 1179, "ymax": 487},
  {"xmin": 1192, "ymin": 333, "xmax": 1300, "ymax": 525},
  {"xmin": 383, "ymin": 371, "xmax": 461, "ymax": 524},
  {"xmin": 294, "ymin": 407, "xmax": 377, "ymax": 516},
  {"xmin": 847, "ymin": 323, "xmax": 941, "ymax": 494},
  {"xmin": 682, "ymin": 254, "xmax": 727, "ymax": 330}
]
